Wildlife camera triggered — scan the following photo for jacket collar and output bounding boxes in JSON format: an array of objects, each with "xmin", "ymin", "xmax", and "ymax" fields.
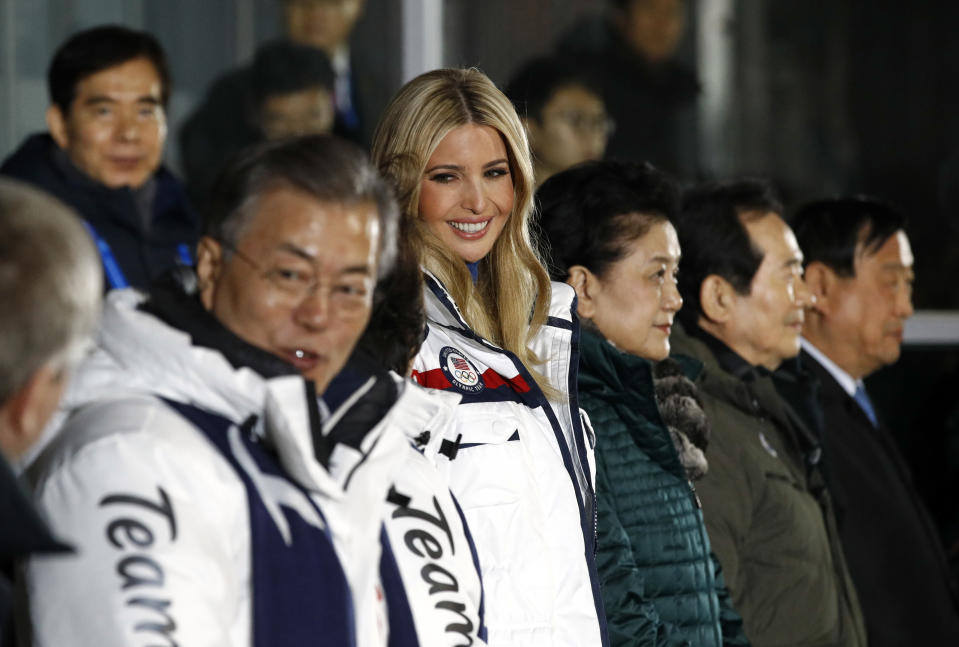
[
  {"xmin": 578, "ymin": 329, "xmax": 656, "ymax": 397},
  {"xmin": 672, "ymin": 323, "xmax": 791, "ymax": 429},
  {"xmin": 0, "ymin": 455, "xmax": 71, "ymax": 562},
  {"xmin": 579, "ymin": 327, "xmax": 704, "ymax": 392},
  {"xmin": 685, "ymin": 323, "xmax": 770, "ymax": 382},
  {"xmin": 674, "ymin": 323, "xmax": 824, "ymax": 466},
  {"xmin": 800, "ymin": 338, "xmax": 858, "ymax": 398},
  {"xmin": 50, "ymin": 274, "xmax": 342, "ymax": 495},
  {"xmin": 422, "ymin": 271, "xmax": 472, "ymax": 333},
  {"xmin": 141, "ymin": 272, "xmax": 297, "ymax": 379},
  {"xmin": 326, "ymin": 370, "xmax": 461, "ymax": 462}
]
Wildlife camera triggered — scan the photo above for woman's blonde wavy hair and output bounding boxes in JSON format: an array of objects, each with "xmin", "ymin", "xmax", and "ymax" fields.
[{"xmin": 371, "ymin": 68, "xmax": 557, "ymax": 395}]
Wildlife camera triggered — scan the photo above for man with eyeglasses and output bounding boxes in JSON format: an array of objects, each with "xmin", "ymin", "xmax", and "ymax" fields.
[
  {"xmin": 505, "ymin": 56, "xmax": 613, "ymax": 187},
  {"xmin": 20, "ymin": 136, "xmax": 410, "ymax": 646}
]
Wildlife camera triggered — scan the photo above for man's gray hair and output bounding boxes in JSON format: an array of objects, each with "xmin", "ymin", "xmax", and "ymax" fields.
[
  {"xmin": 0, "ymin": 179, "xmax": 102, "ymax": 402},
  {"xmin": 204, "ymin": 135, "xmax": 399, "ymax": 279}
]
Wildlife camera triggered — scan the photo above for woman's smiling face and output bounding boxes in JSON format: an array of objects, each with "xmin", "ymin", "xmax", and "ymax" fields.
[{"xmin": 417, "ymin": 124, "xmax": 514, "ymax": 262}]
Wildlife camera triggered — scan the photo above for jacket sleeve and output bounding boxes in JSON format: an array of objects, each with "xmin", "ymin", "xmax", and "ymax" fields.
[
  {"xmin": 22, "ymin": 405, "xmax": 248, "ymax": 647},
  {"xmin": 322, "ymin": 380, "xmax": 428, "ymax": 647},
  {"xmin": 710, "ymin": 552, "xmax": 751, "ymax": 647},
  {"xmin": 595, "ymin": 449, "xmax": 690, "ymax": 647}
]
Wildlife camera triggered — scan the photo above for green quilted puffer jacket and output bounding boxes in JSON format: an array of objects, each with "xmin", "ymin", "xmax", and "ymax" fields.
[{"xmin": 578, "ymin": 330, "xmax": 749, "ymax": 647}]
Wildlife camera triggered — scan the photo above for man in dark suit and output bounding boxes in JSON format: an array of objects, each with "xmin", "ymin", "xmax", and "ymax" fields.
[{"xmin": 781, "ymin": 197, "xmax": 959, "ymax": 645}]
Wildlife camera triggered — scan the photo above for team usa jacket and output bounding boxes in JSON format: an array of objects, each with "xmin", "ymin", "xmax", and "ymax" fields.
[
  {"xmin": 19, "ymin": 280, "xmax": 414, "ymax": 647},
  {"xmin": 323, "ymin": 361, "xmax": 488, "ymax": 647},
  {"xmin": 380, "ymin": 386, "xmax": 488, "ymax": 647},
  {"xmin": 411, "ymin": 273, "xmax": 609, "ymax": 647}
]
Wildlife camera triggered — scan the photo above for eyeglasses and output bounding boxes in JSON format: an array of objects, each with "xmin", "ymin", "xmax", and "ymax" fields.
[
  {"xmin": 548, "ymin": 110, "xmax": 616, "ymax": 137},
  {"xmin": 220, "ymin": 240, "xmax": 373, "ymax": 317}
]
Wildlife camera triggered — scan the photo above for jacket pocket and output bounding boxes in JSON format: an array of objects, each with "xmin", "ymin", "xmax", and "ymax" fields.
[
  {"xmin": 448, "ymin": 412, "xmax": 527, "ymax": 509},
  {"xmin": 446, "ymin": 411, "xmax": 551, "ymax": 623}
]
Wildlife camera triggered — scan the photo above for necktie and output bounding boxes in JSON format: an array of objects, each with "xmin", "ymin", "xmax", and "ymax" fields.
[
  {"xmin": 853, "ymin": 383, "xmax": 879, "ymax": 428},
  {"xmin": 336, "ymin": 70, "xmax": 360, "ymax": 131}
]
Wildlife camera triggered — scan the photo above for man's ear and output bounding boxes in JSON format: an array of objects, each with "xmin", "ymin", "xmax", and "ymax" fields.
[
  {"xmin": 0, "ymin": 365, "xmax": 63, "ymax": 460},
  {"xmin": 195, "ymin": 237, "xmax": 223, "ymax": 310},
  {"xmin": 802, "ymin": 261, "xmax": 835, "ymax": 315},
  {"xmin": 699, "ymin": 274, "xmax": 735, "ymax": 324},
  {"xmin": 46, "ymin": 105, "xmax": 69, "ymax": 150},
  {"xmin": 567, "ymin": 264, "xmax": 598, "ymax": 319}
]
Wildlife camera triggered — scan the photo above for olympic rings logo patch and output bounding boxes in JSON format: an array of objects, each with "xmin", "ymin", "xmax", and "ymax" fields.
[{"xmin": 439, "ymin": 346, "xmax": 484, "ymax": 393}]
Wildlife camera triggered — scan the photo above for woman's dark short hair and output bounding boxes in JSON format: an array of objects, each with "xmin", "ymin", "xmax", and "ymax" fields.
[
  {"xmin": 675, "ymin": 178, "xmax": 782, "ymax": 327},
  {"xmin": 48, "ymin": 25, "xmax": 171, "ymax": 113},
  {"xmin": 204, "ymin": 135, "xmax": 399, "ymax": 280},
  {"xmin": 790, "ymin": 196, "xmax": 906, "ymax": 277},
  {"xmin": 536, "ymin": 160, "xmax": 680, "ymax": 281}
]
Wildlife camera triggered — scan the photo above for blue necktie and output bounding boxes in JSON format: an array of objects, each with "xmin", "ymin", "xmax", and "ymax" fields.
[
  {"xmin": 337, "ymin": 71, "xmax": 360, "ymax": 131},
  {"xmin": 853, "ymin": 384, "xmax": 879, "ymax": 428}
]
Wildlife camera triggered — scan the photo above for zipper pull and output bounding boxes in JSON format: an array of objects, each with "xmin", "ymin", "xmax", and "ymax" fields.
[{"xmin": 688, "ymin": 480, "xmax": 703, "ymax": 509}]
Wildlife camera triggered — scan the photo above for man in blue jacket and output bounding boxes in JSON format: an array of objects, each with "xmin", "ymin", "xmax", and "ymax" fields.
[{"xmin": 0, "ymin": 25, "xmax": 198, "ymax": 291}]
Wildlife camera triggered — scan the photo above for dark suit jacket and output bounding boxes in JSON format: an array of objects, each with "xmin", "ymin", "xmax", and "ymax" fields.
[{"xmin": 778, "ymin": 350, "xmax": 959, "ymax": 646}]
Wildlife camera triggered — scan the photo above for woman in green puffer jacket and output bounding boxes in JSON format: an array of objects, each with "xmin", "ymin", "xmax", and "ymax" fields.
[{"xmin": 537, "ymin": 161, "xmax": 750, "ymax": 647}]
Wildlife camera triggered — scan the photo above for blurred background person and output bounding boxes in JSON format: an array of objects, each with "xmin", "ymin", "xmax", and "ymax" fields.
[
  {"xmin": 251, "ymin": 41, "xmax": 336, "ymax": 142},
  {"xmin": 777, "ymin": 197, "xmax": 959, "ymax": 645},
  {"xmin": 180, "ymin": 0, "xmax": 370, "ymax": 205},
  {"xmin": 537, "ymin": 160, "xmax": 749, "ymax": 647},
  {"xmin": 281, "ymin": 0, "xmax": 367, "ymax": 142},
  {"xmin": 372, "ymin": 68, "xmax": 607, "ymax": 647},
  {"xmin": 0, "ymin": 178, "xmax": 102, "ymax": 643},
  {"xmin": 556, "ymin": 0, "xmax": 698, "ymax": 179},
  {"xmin": 181, "ymin": 40, "xmax": 336, "ymax": 205},
  {"xmin": 0, "ymin": 25, "xmax": 198, "ymax": 292},
  {"xmin": 670, "ymin": 180, "xmax": 866, "ymax": 647},
  {"xmin": 505, "ymin": 56, "xmax": 611, "ymax": 187}
]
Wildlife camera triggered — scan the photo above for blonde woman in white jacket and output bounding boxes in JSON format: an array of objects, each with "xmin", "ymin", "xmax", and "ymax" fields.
[{"xmin": 371, "ymin": 68, "xmax": 609, "ymax": 647}]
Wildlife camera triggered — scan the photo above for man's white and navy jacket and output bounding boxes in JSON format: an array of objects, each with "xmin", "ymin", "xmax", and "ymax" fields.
[
  {"xmin": 322, "ymin": 361, "xmax": 488, "ymax": 647},
  {"xmin": 410, "ymin": 273, "xmax": 609, "ymax": 647},
  {"xmin": 19, "ymin": 278, "xmax": 409, "ymax": 647}
]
